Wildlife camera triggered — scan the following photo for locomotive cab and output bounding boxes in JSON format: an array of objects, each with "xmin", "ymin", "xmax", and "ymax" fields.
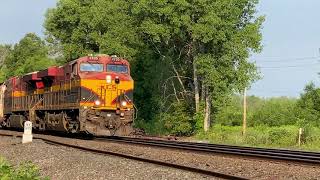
[{"xmin": 77, "ymin": 55, "xmax": 135, "ymax": 136}]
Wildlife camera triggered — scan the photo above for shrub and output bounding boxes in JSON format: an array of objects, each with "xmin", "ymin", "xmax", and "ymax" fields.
[
  {"xmin": 162, "ymin": 102, "xmax": 195, "ymax": 136},
  {"xmin": 244, "ymin": 125, "xmax": 269, "ymax": 145},
  {"xmin": 215, "ymin": 96, "xmax": 299, "ymax": 127},
  {"xmin": 267, "ymin": 127, "xmax": 296, "ymax": 146},
  {"xmin": 134, "ymin": 118, "xmax": 168, "ymax": 135},
  {"xmin": 0, "ymin": 157, "xmax": 48, "ymax": 180},
  {"xmin": 0, "ymin": 157, "xmax": 12, "ymax": 178},
  {"xmin": 134, "ymin": 102, "xmax": 196, "ymax": 136}
]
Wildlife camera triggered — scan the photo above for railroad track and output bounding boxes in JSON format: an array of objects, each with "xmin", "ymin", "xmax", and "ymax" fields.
[
  {"xmin": 98, "ymin": 136, "xmax": 320, "ymax": 164},
  {"xmin": 0, "ymin": 132, "xmax": 247, "ymax": 180}
]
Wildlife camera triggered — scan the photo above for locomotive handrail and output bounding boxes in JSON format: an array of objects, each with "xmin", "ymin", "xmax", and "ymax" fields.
[
  {"xmin": 83, "ymin": 91, "xmax": 96, "ymax": 105},
  {"xmin": 29, "ymin": 97, "xmax": 44, "ymax": 123},
  {"xmin": 133, "ymin": 104, "xmax": 138, "ymax": 120},
  {"xmin": 124, "ymin": 94, "xmax": 138, "ymax": 120}
]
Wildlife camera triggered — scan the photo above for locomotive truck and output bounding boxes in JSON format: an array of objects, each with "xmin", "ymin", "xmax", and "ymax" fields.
[{"xmin": 0, "ymin": 54, "xmax": 135, "ymax": 136}]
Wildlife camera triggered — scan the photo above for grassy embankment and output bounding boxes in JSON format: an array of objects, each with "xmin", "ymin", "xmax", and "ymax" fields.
[
  {"xmin": 136, "ymin": 94, "xmax": 320, "ymax": 151},
  {"xmin": 196, "ymin": 125, "xmax": 320, "ymax": 151}
]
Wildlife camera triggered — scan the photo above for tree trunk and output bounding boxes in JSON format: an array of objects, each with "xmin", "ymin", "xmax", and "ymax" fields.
[
  {"xmin": 172, "ymin": 64, "xmax": 187, "ymax": 99},
  {"xmin": 242, "ymin": 88, "xmax": 247, "ymax": 135},
  {"xmin": 193, "ymin": 59, "xmax": 200, "ymax": 113},
  {"xmin": 172, "ymin": 80, "xmax": 180, "ymax": 102},
  {"xmin": 204, "ymin": 87, "xmax": 211, "ymax": 132},
  {"xmin": 201, "ymin": 80, "xmax": 205, "ymax": 102}
]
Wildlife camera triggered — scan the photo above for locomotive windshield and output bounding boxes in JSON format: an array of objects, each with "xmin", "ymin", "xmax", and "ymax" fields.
[
  {"xmin": 107, "ymin": 64, "xmax": 128, "ymax": 73},
  {"xmin": 80, "ymin": 63, "xmax": 103, "ymax": 72}
]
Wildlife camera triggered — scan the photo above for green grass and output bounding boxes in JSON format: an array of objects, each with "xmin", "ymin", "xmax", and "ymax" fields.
[
  {"xmin": 0, "ymin": 157, "xmax": 48, "ymax": 180},
  {"xmin": 195, "ymin": 125, "xmax": 320, "ymax": 151}
]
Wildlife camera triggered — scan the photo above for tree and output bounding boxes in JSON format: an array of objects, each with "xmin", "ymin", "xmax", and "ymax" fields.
[
  {"xmin": 44, "ymin": 0, "xmax": 141, "ymax": 62},
  {"xmin": 45, "ymin": 0, "xmax": 264, "ymax": 134},
  {"xmin": 296, "ymin": 82, "xmax": 320, "ymax": 126},
  {"xmin": 0, "ymin": 45, "xmax": 11, "ymax": 82},
  {"xmin": 3, "ymin": 33, "xmax": 55, "ymax": 79},
  {"xmin": 132, "ymin": 0, "xmax": 263, "ymax": 131},
  {"xmin": 0, "ymin": 45, "xmax": 10, "ymax": 66}
]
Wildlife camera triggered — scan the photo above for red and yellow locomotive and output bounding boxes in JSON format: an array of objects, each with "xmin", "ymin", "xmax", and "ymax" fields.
[{"xmin": 0, "ymin": 54, "xmax": 135, "ymax": 136}]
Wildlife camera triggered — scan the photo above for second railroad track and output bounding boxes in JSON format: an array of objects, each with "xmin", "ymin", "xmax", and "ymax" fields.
[{"xmin": 97, "ymin": 136, "xmax": 320, "ymax": 164}]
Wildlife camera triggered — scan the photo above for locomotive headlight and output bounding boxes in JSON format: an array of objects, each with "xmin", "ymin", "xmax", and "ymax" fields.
[
  {"xmin": 121, "ymin": 101, "xmax": 127, "ymax": 107},
  {"xmin": 106, "ymin": 75, "xmax": 112, "ymax": 84},
  {"xmin": 115, "ymin": 76, "xmax": 120, "ymax": 84},
  {"xmin": 94, "ymin": 100, "xmax": 101, "ymax": 106}
]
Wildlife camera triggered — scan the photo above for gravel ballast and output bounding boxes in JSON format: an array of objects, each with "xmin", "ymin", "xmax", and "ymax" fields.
[
  {"xmin": 0, "ymin": 136, "xmax": 212, "ymax": 180},
  {"xmin": 0, "ymin": 130, "xmax": 319, "ymax": 179}
]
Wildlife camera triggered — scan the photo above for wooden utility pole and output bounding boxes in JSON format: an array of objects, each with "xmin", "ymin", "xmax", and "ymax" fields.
[
  {"xmin": 204, "ymin": 87, "xmax": 211, "ymax": 132},
  {"xmin": 242, "ymin": 88, "xmax": 247, "ymax": 136},
  {"xmin": 193, "ymin": 60, "xmax": 200, "ymax": 113},
  {"xmin": 298, "ymin": 128, "xmax": 303, "ymax": 147}
]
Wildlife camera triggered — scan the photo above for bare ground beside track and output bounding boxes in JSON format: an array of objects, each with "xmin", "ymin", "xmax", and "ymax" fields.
[
  {"xmin": 0, "ymin": 136, "xmax": 214, "ymax": 180},
  {"xmin": 0, "ymin": 130, "xmax": 319, "ymax": 179}
]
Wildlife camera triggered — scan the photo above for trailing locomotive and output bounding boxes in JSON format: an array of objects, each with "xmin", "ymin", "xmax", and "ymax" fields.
[{"xmin": 0, "ymin": 54, "xmax": 135, "ymax": 136}]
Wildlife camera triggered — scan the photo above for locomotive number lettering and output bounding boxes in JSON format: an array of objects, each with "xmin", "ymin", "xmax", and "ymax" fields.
[{"xmin": 106, "ymin": 84, "xmax": 117, "ymax": 90}]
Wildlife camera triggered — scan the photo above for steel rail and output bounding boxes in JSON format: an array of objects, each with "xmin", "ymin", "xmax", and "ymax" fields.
[
  {"xmin": 109, "ymin": 136, "xmax": 320, "ymax": 156},
  {"xmin": 98, "ymin": 136, "xmax": 320, "ymax": 164},
  {"xmin": 0, "ymin": 133, "xmax": 248, "ymax": 180}
]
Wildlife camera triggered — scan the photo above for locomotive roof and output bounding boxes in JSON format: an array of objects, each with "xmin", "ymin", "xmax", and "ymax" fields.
[
  {"xmin": 3, "ymin": 55, "xmax": 130, "ymax": 83},
  {"xmin": 75, "ymin": 55, "xmax": 130, "ymax": 65}
]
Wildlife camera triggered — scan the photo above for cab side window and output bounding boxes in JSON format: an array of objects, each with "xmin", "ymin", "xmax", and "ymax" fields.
[{"xmin": 71, "ymin": 63, "xmax": 78, "ymax": 78}]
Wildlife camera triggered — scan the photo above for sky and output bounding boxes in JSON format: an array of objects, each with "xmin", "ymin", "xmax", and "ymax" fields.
[
  {"xmin": 250, "ymin": 0, "xmax": 320, "ymax": 97},
  {"xmin": 0, "ymin": 0, "xmax": 56, "ymax": 43},
  {"xmin": 0, "ymin": 0, "xmax": 319, "ymax": 97}
]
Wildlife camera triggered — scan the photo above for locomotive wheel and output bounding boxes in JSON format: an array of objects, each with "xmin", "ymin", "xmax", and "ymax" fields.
[
  {"xmin": 39, "ymin": 121, "xmax": 46, "ymax": 131},
  {"xmin": 6, "ymin": 119, "xmax": 10, "ymax": 128},
  {"xmin": 20, "ymin": 118, "xmax": 26, "ymax": 129},
  {"xmin": 110, "ymin": 129, "xmax": 116, "ymax": 136},
  {"xmin": 69, "ymin": 122, "xmax": 79, "ymax": 133}
]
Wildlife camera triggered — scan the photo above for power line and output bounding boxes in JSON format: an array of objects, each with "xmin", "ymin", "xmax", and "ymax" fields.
[
  {"xmin": 252, "ymin": 56, "xmax": 320, "ymax": 63},
  {"xmin": 259, "ymin": 63, "xmax": 320, "ymax": 69},
  {"xmin": 249, "ymin": 89, "xmax": 301, "ymax": 94}
]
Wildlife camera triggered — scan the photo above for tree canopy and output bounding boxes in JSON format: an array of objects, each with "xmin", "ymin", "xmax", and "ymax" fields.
[
  {"xmin": 0, "ymin": 33, "xmax": 55, "ymax": 82},
  {"xmin": 45, "ymin": 0, "xmax": 141, "ymax": 62},
  {"xmin": 0, "ymin": 45, "xmax": 10, "ymax": 82},
  {"xmin": 44, "ymin": 0, "xmax": 264, "ymax": 135}
]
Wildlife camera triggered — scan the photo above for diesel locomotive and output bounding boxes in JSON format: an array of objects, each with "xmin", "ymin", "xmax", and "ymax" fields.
[{"xmin": 0, "ymin": 54, "xmax": 135, "ymax": 136}]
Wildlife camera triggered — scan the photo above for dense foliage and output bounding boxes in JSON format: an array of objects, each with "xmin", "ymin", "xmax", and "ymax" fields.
[
  {"xmin": 0, "ymin": 33, "xmax": 56, "ymax": 82},
  {"xmin": 215, "ymin": 96, "xmax": 298, "ymax": 127},
  {"xmin": 0, "ymin": 45, "xmax": 10, "ymax": 82},
  {"xmin": 296, "ymin": 82, "xmax": 320, "ymax": 126},
  {"xmin": 209, "ymin": 82, "xmax": 320, "ymax": 129},
  {"xmin": 44, "ymin": 0, "xmax": 264, "ymax": 135}
]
